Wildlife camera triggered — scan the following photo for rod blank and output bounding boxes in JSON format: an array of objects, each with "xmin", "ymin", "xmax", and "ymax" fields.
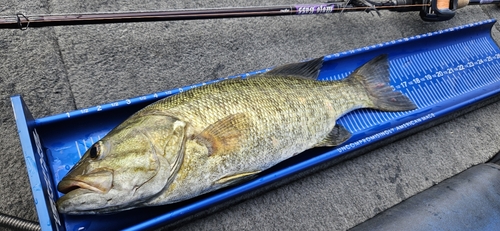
[
  {"xmin": 0, "ymin": 3, "xmax": 419, "ymax": 29},
  {"xmin": 1, "ymin": 0, "xmax": 499, "ymax": 29}
]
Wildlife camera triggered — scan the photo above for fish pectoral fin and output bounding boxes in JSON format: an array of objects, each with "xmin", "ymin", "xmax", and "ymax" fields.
[
  {"xmin": 195, "ymin": 113, "xmax": 252, "ymax": 157},
  {"xmin": 314, "ymin": 124, "xmax": 352, "ymax": 147},
  {"xmin": 264, "ymin": 57, "xmax": 324, "ymax": 79},
  {"xmin": 215, "ymin": 170, "xmax": 261, "ymax": 186}
]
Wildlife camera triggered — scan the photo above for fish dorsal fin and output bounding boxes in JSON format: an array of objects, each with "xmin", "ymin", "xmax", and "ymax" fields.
[
  {"xmin": 195, "ymin": 113, "xmax": 252, "ymax": 156},
  {"xmin": 314, "ymin": 124, "xmax": 352, "ymax": 147},
  {"xmin": 215, "ymin": 170, "xmax": 261, "ymax": 186},
  {"xmin": 264, "ymin": 57, "xmax": 324, "ymax": 79}
]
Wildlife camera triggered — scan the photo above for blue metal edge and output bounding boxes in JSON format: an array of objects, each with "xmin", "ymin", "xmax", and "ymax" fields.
[
  {"xmin": 10, "ymin": 96, "xmax": 63, "ymax": 231},
  {"xmin": 10, "ymin": 18, "xmax": 499, "ymax": 231}
]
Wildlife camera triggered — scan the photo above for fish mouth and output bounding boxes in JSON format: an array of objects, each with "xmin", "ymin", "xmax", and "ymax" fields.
[{"xmin": 57, "ymin": 168, "xmax": 113, "ymax": 194}]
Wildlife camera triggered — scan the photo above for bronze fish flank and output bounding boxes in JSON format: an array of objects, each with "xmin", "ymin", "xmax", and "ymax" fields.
[{"xmin": 56, "ymin": 54, "xmax": 416, "ymax": 214}]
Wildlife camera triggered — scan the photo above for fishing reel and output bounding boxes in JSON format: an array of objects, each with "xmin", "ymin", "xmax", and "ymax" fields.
[
  {"xmin": 345, "ymin": 0, "xmax": 471, "ymax": 22},
  {"xmin": 419, "ymin": 0, "xmax": 469, "ymax": 21}
]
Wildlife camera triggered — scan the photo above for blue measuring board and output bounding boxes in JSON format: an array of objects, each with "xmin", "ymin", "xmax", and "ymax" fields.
[{"xmin": 10, "ymin": 19, "xmax": 500, "ymax": 231}]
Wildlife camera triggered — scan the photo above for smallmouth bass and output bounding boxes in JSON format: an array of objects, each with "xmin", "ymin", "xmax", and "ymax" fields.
[{"xmin": 57, "ymin": 54, "xmax": 416, "ymax": 214}]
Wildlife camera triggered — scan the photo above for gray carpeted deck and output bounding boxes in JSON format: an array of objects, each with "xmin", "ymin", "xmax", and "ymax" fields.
[{"xmin": 1, "ymin": 1, "xmax": 500, "ymax": 230}]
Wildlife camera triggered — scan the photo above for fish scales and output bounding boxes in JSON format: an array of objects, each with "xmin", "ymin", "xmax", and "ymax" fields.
[
  {"xmin": 140, "ymin": 75, "xmax": 362, "ymax": 203},
  {"xmin": 56, "ymin": 55, "xmax": 416, "ymax": 214}
]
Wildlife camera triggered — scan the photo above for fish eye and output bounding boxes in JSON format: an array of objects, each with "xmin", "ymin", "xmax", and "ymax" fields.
[{"xmin": 89, "ymin": 143, "xmax": 100, "ymax": 159}]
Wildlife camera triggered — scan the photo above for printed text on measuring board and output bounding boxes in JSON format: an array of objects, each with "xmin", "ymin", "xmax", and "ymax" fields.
[
  {"xmin": 337, "ymin": 113, "xmax": 435, "ymax": 153},
  {"xmin": 395, "ymin": 53, "xmax": 500, "ymax": 90}
]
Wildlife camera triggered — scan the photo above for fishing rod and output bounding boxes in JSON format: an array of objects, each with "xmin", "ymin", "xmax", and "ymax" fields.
[{"xmin": 0, "ymin": 0, "xmax": 498, "ymax": 30}]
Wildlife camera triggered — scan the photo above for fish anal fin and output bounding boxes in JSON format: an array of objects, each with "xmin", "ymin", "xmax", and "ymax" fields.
[
  {"xmin": 265, "ymin": 57, "xmax": 324, "ymax": 79},
  {"xmin": 195, "ymin": 113, "xmax": 251, "ymax": 157},
  {"xmin": 215, "ymin": 170, "xmax": 261, "ymax": 185},
  {"xmin": 315, "ymin": 124, "xmax": 352, "ymax": 147}
]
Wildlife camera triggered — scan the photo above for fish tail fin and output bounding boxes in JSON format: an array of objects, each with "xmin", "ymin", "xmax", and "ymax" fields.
[{"xmin": 349, "ymin": 54, "xmax": 417, "ymax": 111}]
